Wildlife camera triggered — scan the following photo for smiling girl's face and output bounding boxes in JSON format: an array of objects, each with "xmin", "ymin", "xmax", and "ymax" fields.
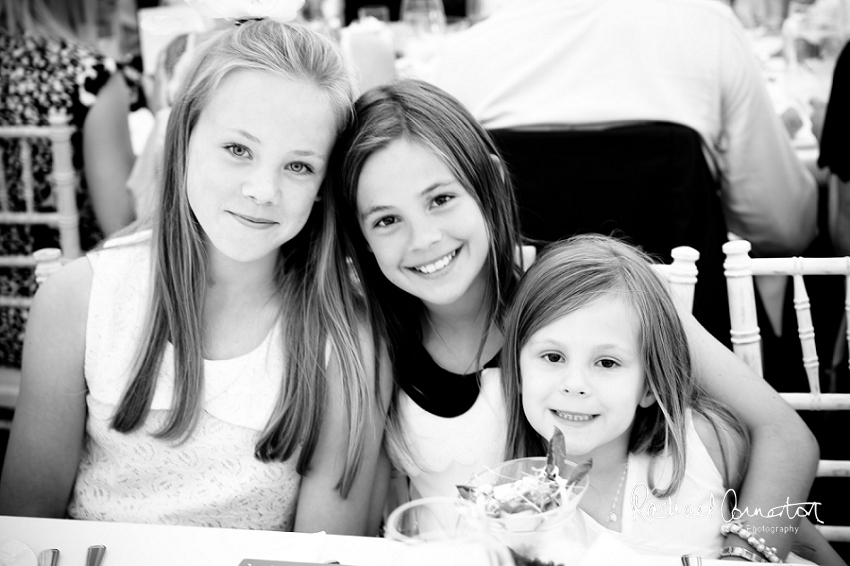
[
  {"xmin": 356, "ymin": 138, "xmax": 491, "ymax": 312},
  {"xmin": 186, "ymin": 69, "xmax": 337, "ymax": 269},
  {"xmin": 520, "ymin": 294, "xmax": 655, "ymax": 461}
]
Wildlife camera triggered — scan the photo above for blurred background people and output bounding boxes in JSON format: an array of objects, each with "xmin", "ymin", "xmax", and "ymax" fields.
[
  {"xmin": 733, "ymin": 0, "xmax": 792, "ymax": 30},
  {"xmin": 816, "ymin": 40, "xmax": 850, "ymax": 256},
  {"xmin": 341, "ymin": 0, "xmax": 467, "ymax": 25},
  {"xmin": 427, "ymin": 0, "xmax": 818, "ymax": 261},
  {"xmin": 0, "ymin": 0, "xmax": 136, "ymax": 368},
  {"xmin": 734, "ymin": 0, "xmax": 850, "ymax": 38},
  {"xmin": 126, "ymin": 29, "xmax": 204, "ymax": 221}
]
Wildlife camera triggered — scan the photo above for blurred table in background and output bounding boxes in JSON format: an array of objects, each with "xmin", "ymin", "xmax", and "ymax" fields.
[
  {"xmin": 745, "ymin": 0, "xmax": 849, "ymax": 183},
  {"xmin": 743, "ymin": 3, "xmax": 846, "ymax": 338}
]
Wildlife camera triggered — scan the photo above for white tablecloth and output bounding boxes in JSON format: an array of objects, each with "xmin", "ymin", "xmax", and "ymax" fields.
[
  {"xmin": 1, "ymin": 517, "xmax": 402, "ymax": 566},
  {"xmin": 0, "ymin": 515, "xmax": 758, "ymax": 566}
]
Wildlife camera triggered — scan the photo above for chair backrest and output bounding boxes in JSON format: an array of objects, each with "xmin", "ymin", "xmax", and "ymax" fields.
[
  {"xmin": 0, "ymin": 109, "xmax": 81, "ymax": 307},
  {"xmin": 488, "ymin": 121, "xmax": 730, "ymax": 346},
  {"xmin": 653, "ymin": 245, "xmax": 700, "ymax": 314},
  {"xmin": 0, "ymin": 110, "xmax": 81, "ymax": 427},
  {"xmin": 723, "ymin": 238, "xmax": 850, "ymax": 543}
]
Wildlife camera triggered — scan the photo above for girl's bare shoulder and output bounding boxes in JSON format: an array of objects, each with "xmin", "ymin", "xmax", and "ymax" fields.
[
  {"xmin": 692, "ymin": 410, "xmax": 748, "ymax": 490},
  {"xmin": 32, "ymin": 255, "xmax": 94, "ymax": 314}
]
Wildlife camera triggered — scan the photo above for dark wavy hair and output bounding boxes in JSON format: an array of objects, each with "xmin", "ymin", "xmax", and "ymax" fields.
[{"xmin": 329, "ymin": 79, "xmax": 524, "ymax": 466}]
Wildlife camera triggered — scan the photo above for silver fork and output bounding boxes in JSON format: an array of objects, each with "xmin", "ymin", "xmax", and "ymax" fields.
[
  {"xmin": 86, "ymin": 545, "xmax": 106, "ymax": 566},
  {"xmin": 37, "ymin": 549, "xmax": 58, "ymax": 566}
]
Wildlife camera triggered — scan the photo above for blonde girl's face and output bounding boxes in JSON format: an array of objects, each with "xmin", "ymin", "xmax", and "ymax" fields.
[
  {"xmin": 356, "ymin": 138, "xmax": 491, "ymax": 312},
  {"xmin": 520, "ymin": 294, "xmax": 655, "ymax": 462},
  {"xmin": 186, "ymin": 70, "xmax": 337, "ymax": 269}
]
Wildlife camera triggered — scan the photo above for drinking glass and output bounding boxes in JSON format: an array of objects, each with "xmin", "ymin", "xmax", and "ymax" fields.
[
  {"xmin": 385, "ymin": 496, "xmax": 480, "ymax": 543},
  {"xmin": 400, "ymin": 0, "xmax": 447, "ymax": 35},
  {"xmin": 385, "ymin": 497, "xmax": 516, "ymax": 564},
  {"xmin": 358, "ymin": 5, "xmax": 391, "ymax": 22}
]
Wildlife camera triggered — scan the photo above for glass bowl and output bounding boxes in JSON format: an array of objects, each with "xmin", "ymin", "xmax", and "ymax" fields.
[
  {"xmin": 462, "ymin": 456, "xmax": 591, "ymax": 561},
  {"xmin": 464, "ymin": 456, "xmax": 589, "ymax": 532},
  {"xmin": 385, "ymin": 496, "xmax": 482, "ymax": 544}
]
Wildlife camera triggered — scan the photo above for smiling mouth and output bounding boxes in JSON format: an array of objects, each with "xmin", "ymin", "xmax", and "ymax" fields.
[
  {"xmin": 229, "ymin": 211, "xmax": 277, "ymax": 226},
  {"xmin": 410, "ymin": 248, "xmax": 459, "ymax": 274},
  {"xmin": 552, "ymin": 410, "xmax": 596, "ymax": 422}
]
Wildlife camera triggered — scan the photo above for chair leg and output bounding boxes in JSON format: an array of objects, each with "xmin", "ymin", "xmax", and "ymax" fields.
[{"xmin": 830, "ymin": 317, "xmax": 848, "ymax": 393}]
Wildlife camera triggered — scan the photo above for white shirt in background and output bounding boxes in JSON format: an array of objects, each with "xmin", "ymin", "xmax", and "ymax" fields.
[{"xmin": 429, "ymin": 0, "xmax": 818, "ymax": 258}]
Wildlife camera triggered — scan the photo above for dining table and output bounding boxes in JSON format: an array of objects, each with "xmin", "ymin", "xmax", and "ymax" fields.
[{"xmin": 0, "ymin": 515, "xmax": 815, "ymax": 566}]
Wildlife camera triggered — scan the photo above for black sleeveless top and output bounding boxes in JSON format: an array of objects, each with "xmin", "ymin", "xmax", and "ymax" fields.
[{"xmin": 396, "ymin": 340, "xmax": 500, "ymax": 418}]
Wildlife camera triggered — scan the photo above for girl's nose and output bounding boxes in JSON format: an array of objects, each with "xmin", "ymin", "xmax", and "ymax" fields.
[
  {"xmin": 560, "ymin": 368, "xmax": 590, "ymax": 396},
  {"xmin": 241, "ymin": 172, "xmax": 279, "ymax": 205},
  {"xmin": 409, "ymin": 215, "xmax": 442, "ymax": 250}
]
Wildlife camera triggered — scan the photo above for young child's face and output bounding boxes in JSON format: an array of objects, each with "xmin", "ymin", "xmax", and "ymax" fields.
[
  {"xmin": 186, "ymin": 69, "xmax": 337, "ymax": 268},
  {"xmin": 520, "ymin": 294, "xmax": 655, "ymax": 460},
  {"xmin": 356, "ymin": 138, "xmax": 491, "ymax": 311}
]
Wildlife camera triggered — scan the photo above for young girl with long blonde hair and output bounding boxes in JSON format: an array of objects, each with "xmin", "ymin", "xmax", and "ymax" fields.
[{"xmin": 1, "ymin": 19, "xmax": 390, "ymax": 534}]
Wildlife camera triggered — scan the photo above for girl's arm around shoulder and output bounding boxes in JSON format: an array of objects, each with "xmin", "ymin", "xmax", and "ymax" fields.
[
  {"xmin": 691, "ymin": 410, "xmax": 847, "ymax": 565},
  {"xmin": 294, "ymin": 324, "xmax": 393, "ymax": 535},
  {"xmin": 0, "ymin": 256, "xmax": 92, "ymax": 517},
  {"xmin": 681, "ymin": 312, "xmax": 819, "ymax": 559},
  {"xmin": 793, "ymin": 518, "xmax": 848, "ymax": 566}
]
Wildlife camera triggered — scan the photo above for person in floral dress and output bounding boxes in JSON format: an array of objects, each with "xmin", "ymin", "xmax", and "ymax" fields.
[{"xmin": 1, "ymin": 0, "xmax": 136, "ymax": 367}]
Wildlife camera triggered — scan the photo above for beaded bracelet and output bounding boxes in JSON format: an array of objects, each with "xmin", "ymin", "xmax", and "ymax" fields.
[
  {"xmin": 720, "ymin": 521, "xmax": 784, "ymax": 563},
  {"xmin": 719, "ymin": 546, "xmax": 768, "ymax": 563}
]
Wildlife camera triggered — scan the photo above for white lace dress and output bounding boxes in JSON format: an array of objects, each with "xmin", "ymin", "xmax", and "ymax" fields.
[{"xmin": 67, "ymin": 231, "xmax": 300, "ymax": 530}]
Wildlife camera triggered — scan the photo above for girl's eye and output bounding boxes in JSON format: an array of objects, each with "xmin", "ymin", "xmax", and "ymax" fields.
[
  {"xmin": 598, "ymin": 359, "xmax": 619, "ymax": 369},
  {"xmin": 431, "ymin": 194, "xmax": 454, "ymax": 208},
  {"xmin": 288, "ymin": 162, "xmax": 314, "ymax": 175},
  {"xmin": 543, "ymin": 353, "xmax": 564, "ymax": 363},
  {"xmin": 374, "ymin": 215, "xmax": 398, "ymax": 229},
  {"xmin": 225, "ymin": 143, "xmax": 250, "ymax": 158}
]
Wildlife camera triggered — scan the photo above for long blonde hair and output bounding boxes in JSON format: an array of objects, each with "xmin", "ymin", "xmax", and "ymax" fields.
[{"xmin": 111, "ymin": 20, "xmax": 375, "ymax": 497}]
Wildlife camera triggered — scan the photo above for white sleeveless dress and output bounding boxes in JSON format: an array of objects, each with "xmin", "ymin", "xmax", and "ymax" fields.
[
  {"xmin": 583, "ymin": 410, "xmax": 815, "ymax": 562},
  {"xmin": 388, "ymin": 365, "xmax": 507, "ymax": 501},
  {"xmin": 596, "ymin": 410, "xmax": 727, "ymax": 557},
  {"xmin": 67, "ymin": 231, "xmax": 300, "ymax": 530},
  {"xmin": 386, "ymin": 246, "xmax": 536, "ymax": 503}
]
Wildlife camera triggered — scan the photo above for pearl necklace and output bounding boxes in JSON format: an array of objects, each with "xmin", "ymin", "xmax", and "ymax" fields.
[{"xmin": 606, "ymin": 460, "xmax": 629, "ymax": 523}]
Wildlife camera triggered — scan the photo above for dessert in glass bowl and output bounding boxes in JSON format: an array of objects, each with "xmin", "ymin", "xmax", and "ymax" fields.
[{"xmin": 457, "ymin": 430, "xmax": 591, "ymax": 563}]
